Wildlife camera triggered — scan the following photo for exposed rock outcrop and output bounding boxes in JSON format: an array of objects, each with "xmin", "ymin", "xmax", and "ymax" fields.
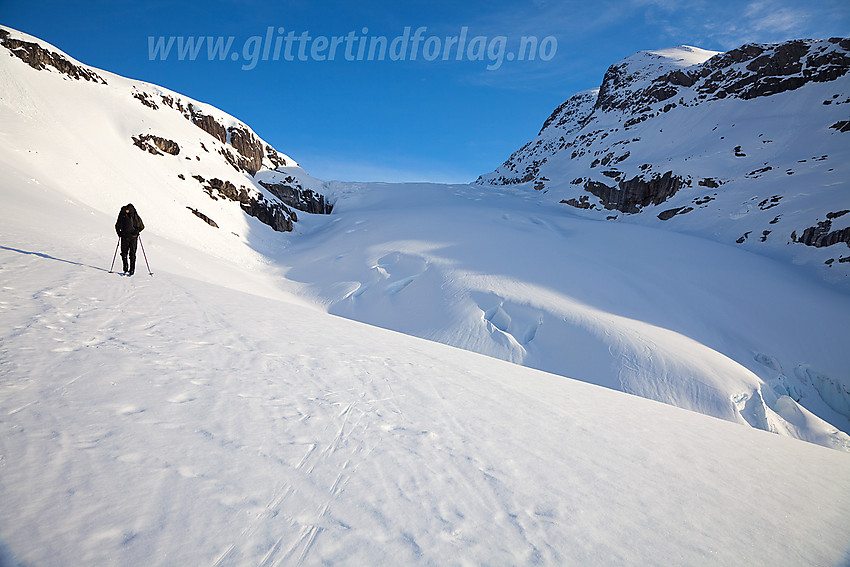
[
  {"xmin": 831, "ymin": 120, "xmax": 850, "ymax": 132},
  {"xmin": 697, "ymin": 38, "xmax": 850, "ymax": 100},
  {"xmin": 258, "ymin": 179, "xmax": 333, "ymax": 215},
  {"xmin": 227, "ymin": 126, "xmax": 263, "ymax": 175},
  {"xmin": 186, "ymin": 104, "xmax": 227, "ymax": 144},
  {"xmin": 172, "ymin": 104, "xmax": 289, "ymax": 176},
  {"xmin": 132, "ymin": 90, "xmax": 159, "ymax": 109},
  {"xmin": 0, "ymin": 28, "xmax": 107, "ymax": 84},
  {"xmin": 131, "ymin": 134, "xmax": 180, "ymax": 156},
  {"xmin": 187, "ymin": 207, "xmax": 219, "ymax": 228},
  {"xmin": 199, "ymin": 177, "xmax": 295, "ymax": 232},
  {"xmin": 594, "ymin": 39, "xmax": 850, "ymax": 117},
  {"xmin": 478, "ymin": 89, "xmax": 597, "ymax": 186},
  {"xmin": 480, "ymin": 39, "xmax": 850, "ymax": 209},
  {"xmin": 583, "ymin": 171, "xmax": 687, "ymax": 214},
  {"xmin": 658, "ymin": 206, "xmax": 693, "ymax": 220},
  {"xmin": 150, "ymin": 95, "xmax": 291, "ymax": 176},
  {"xmin": 792, "ymin": 213, "xmax": 850, "ymax": 248}
]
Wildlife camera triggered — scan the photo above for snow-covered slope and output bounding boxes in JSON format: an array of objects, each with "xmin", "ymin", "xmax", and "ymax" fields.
[
  {"xmin": 478, "ymin": 40, "xmax": 850, "ymax": 287},
  {"xmin": 2, "ymin": 26, "xmax": 850, "ymax": 564},
  {"xmin": 0, "ymin": 25, "xmax": 330, "ymax": 268},
  {"xmin": 280, "ymin": 181, "xmax": 850, "ymax": 452},
  {"xmin": 3, "ymin": 196, "xmax": 850, "ymax": 566}
]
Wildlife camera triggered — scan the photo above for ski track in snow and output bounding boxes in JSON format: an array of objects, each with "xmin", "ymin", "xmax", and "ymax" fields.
[{"xmin": 0, "ymin": 242, "xmax": 565, "ymax": 565}]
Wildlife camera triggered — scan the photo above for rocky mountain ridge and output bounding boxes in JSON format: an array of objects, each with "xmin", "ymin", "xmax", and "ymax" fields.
[{"xmin": 478, "ymin": 39, "xmax": 850, "ymax": 286}]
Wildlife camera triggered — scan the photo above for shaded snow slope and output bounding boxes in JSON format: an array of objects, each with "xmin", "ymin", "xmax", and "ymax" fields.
[
  {"xmin": 2, "ymin": 168, "xmax": 850, "ymax": 567},
  {"xmin": 478, "ymin": 39, "xmax": 850, "ymax": 287},
  {"xmin": 281, "ymin": 182, "xmax": 850, "ymax": 451}
]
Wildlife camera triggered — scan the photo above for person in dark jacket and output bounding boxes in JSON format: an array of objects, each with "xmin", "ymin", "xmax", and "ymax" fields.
[{"xmin": 115, "ymin": 204, "xmax": 145, "ymax": 275}]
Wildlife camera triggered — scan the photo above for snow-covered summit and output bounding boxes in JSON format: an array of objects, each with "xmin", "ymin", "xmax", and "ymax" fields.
[
  {"xmin": 478, "ymin": 38, "xmax": 850, "ymax": 286},
  {"xmin": 643, "ymin": 45, "xmax": 721, "ymax": 67},
  {"xmin": 595, "ymin": 45, "xmax": 721, "ymax": 111}
]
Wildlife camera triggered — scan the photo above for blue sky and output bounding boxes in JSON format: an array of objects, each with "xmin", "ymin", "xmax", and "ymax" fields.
[{"xmin": 3, "ymin": 0, "xmax": 848, "ymax": 182}]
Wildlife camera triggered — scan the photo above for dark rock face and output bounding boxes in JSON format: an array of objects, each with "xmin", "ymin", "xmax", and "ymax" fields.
[
  {"xmin": 186, "ymin": 104, "xmax": 227, "ymax": 144},
  {"xmin": 0, "ymin": 27, "xmax": 272, "ymax": 176},
  {"xmin": 202, "ymin": 177, "xmax": 250, "ymax": 202},
  {"xmin": 132, "ymin": 136, "xmax": 161, "ymax": 156},
  {"xmin": 658, "ymin": 206, "xmax": 693, "ymax": 220},
  {"xmin": 130, "ymin": 83, "xmax": 332, "ymax": 228},
  {"xmin": 131, "ymin": 134, "xmax": 180, "ymax": 156},
  {"xmin": 674, "ymin": 39, "xmax": 849, "ymax": 102},
  {"xmin": 265, "ymin": 145, "xmax": 287, "ymax": 169},
  {"xmin": 539, "ymin": 90, "xmax": 598, "ymax": 134},
  {"xmin": 132, "ymin": 90, "xmax": 159, "ymax": 109},
  {"xmin": 831, "ymin": 120, "xmax": 850, "ymax": 132},
  {"xmin": 594, "ymin": 63, "xmax": 630, "ymax": 112},
  {"xmin": 187, "ymin": 207, "xmax": 219, "ymax": 228},
  {"xmin": 227, "ymin": 126, "xmax": 263, "ymax": 175},
  {"xmin": 600, "ymin": 36, "xmax": 848, "ymax": 114},
  {"xmin": 583, "ymin": 171, "xmax": 687, "ymax": 214},
  {"xmin": 792, "ymin": 215, "xmax": 850, "ymax": 248},
  {"xmin": 561, "ymin": 195, "xmax": 593, "ymax": 209},
  {"xmin": 258, "ymin": 180, "xmax": 333, "ymax": 215},
  {"xmin": 0, "ymin": 29, "xmax": 107, "ymax": 84},
  {"xmin": 240, "ymin": 199, "xmax": 294, "ymax": 233},
  {"xmin": 164, "ymin": 103, "xmax": 288, "ymax": 177},
  {"xmin": 200, "ymin": 178, "xmax": 295, "ymax": 232}
]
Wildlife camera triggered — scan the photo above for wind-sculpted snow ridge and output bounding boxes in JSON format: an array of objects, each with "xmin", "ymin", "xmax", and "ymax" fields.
[
  {"xmin": 282, "ymin": 182, "xmax": 850, "ymax": 453},
  {"xmin": 478, "ymin": 39, "xmax": 850, "ymax": 286},
  {"xmin": 0, "ymin": 25, "xmax": 331, "ymax": 245}
]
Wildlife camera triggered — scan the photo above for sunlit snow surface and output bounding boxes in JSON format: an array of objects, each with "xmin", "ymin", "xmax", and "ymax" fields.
[
  {"xmin": 1, "ymin": 25, "xmax": 850, "ymax": 566},
  {"xmin": 3, "ymin": 185, "xmax": 850, "ymax": 566}
]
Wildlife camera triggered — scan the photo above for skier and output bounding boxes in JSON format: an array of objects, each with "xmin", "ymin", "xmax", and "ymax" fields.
[{"xmin": 114, "ymin": 203, "xmax": 145, "ymax": 275}]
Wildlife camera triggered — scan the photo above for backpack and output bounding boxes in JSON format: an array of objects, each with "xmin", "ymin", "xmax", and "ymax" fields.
[{"xmin": 116, "ymin": 204, "xmax": 144, "ymax": 237}]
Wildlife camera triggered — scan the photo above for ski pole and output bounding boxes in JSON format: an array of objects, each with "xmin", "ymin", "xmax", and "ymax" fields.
[
  {"xmin": 138, "ymin": 235, "xmax": 153, "ymax": 276},
  {"xmin": 108, "ymin": 238, "xmax": 120, "ymax": 273}
]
